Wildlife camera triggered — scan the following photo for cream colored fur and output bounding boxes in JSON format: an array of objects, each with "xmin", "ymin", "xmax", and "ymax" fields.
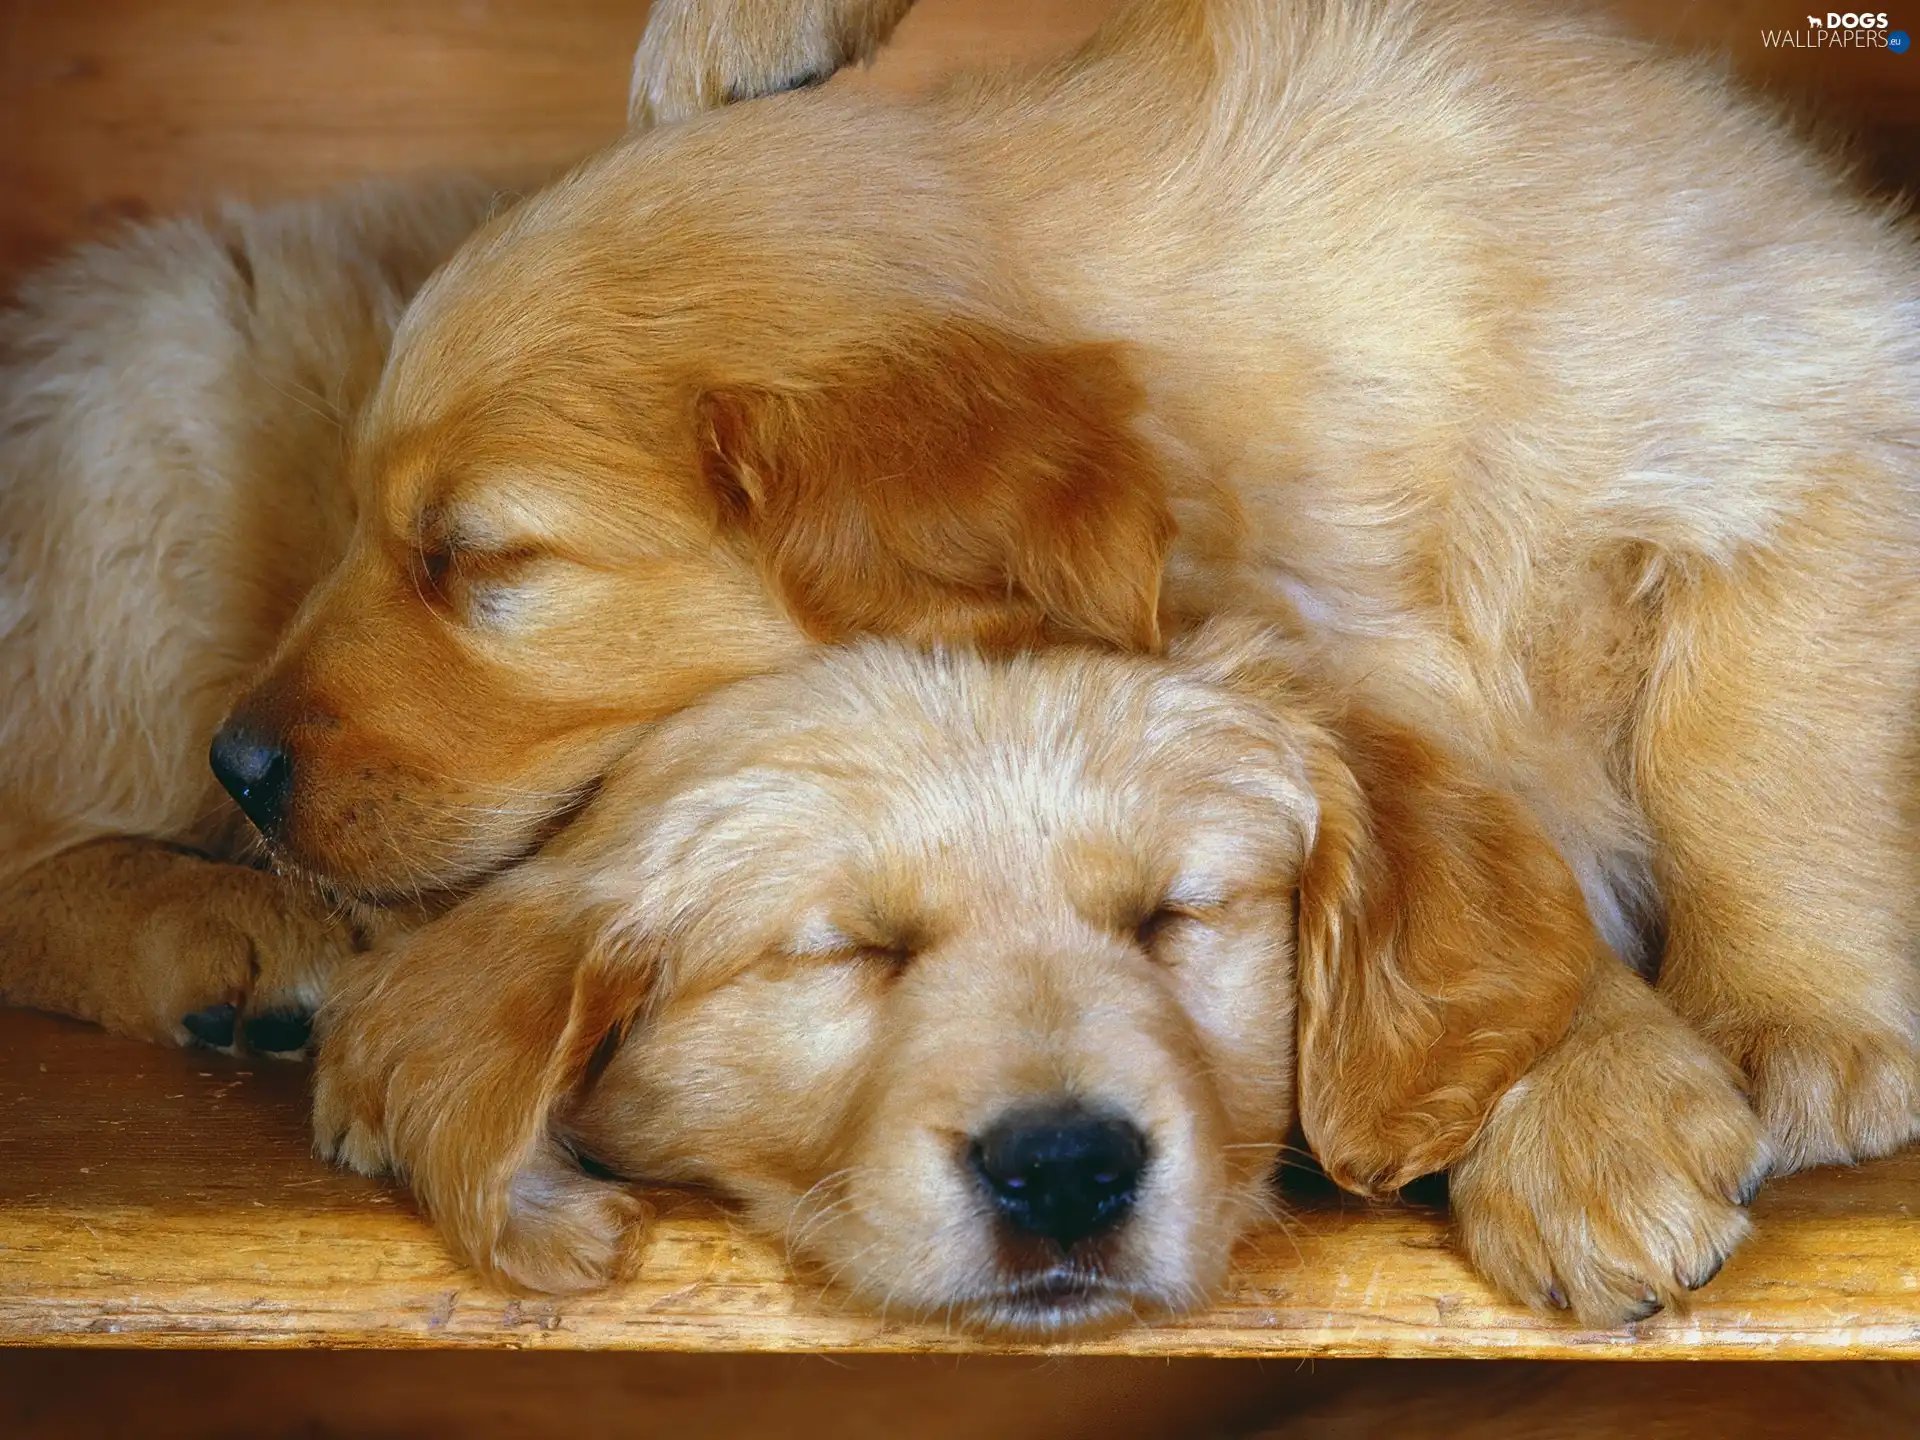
[{"xmin": 0, "ymin": 180, "xmax": 498, "ymax": 1045}]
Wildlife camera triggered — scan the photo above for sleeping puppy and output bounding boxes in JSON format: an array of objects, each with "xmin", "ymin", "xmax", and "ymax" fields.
[
  {"xmin": 0, "ymin": 180, "xmax": 499, "ymax": 1049},
  {"xmin": 314, "ymin": 624, "xmax": 1767, "ymax": 1329},
  {"xmin": 222, "ymin": 0, "xmax": 1919, "ymax": 1205}
]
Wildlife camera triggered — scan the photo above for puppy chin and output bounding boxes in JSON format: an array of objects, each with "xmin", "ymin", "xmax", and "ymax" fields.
[
  {"xmin": 815, "ymin": 1215, "xmax": 1235, "ymax": 1339},
  {"xmin": 267, "ymin": 790, "xmax": 584, "ymax": 906},
  {"xmin": 953, "ymin": 1271, "xmax": 1167, "ymax": 1338},
  {"xmin": 261, "ymin": 830, "xmax": 498, "ymax": 909},
  {"xmin": 831, "ymin": 1261, "xmax": 1155, "ymax": 1338}
]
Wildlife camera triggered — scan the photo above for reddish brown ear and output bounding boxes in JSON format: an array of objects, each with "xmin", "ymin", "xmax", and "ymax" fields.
[
  {"xmin": 320, "ymin": 879, "xmax": 656, "ymax": 1291},
  {"xmin": 1295, "ymin": 715, "xmax": 1603, "ymax": 1195},
  {"xmin": 696, "ymin": 318, "xmax": 1172, "ymax": 651}
]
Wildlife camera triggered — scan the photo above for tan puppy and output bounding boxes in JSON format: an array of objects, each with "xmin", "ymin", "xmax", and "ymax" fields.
[
  {"xmin": 246, "ymin": 0, "xmax": 1918, "ymax": 1199},
  {"xmin": 0, "ymin": 180, "xmax": 499, "ymax": 1049},
  {"xmin": 315, "ymin": 624, "xmax": 1764, "ymax": 1330}
]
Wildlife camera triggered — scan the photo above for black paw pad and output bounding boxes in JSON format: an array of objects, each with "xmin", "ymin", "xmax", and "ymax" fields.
[
  {"xmin": 182, "ymin": 1003, "xmax": 238, "ymax": 1048},
  {"xmin": 1624, "ymin": 1294, "xmax": 1665, "ymax": 1323},
  {"xmin": 244, "ymin": 1009, "xmax": 313, "ymax": 1054}
]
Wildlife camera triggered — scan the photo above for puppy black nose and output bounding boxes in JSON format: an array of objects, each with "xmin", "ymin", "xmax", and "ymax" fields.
[
  {"xmin": 209, "ymin": 724, "xmax": 292, "ymax": 837},
  {"xmin": 971, "ymin": 1105, "xmax": 1148, "ymax": 1249}
]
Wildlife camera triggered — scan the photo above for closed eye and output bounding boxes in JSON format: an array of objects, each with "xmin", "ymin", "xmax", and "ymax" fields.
[
  {"xmin": 414, "ymin": 544, "xmax": 455, "ymax": 599},
  {"xmin": 790, "ymin": 916, "xmax": 924, "ymax": 977},
  {"xmin": 861, "ymin": 942, "xmax": 915, "ymax": 976},
  {"xmin": 1131, "ymin": 901, "xmax": 1218, "ymax": 958},
  {"xmin": 796, "ymin": 938, "xmax": 917, "ymax": 979},
  {"xmin": 409, "ymin": 502, "xmax": 459, "ymax": 601},
  {"xmin": 412, "ymin": 543, "xmax": 543, "ymax": 626}
]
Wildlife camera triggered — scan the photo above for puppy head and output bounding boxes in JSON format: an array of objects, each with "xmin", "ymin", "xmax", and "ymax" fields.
[
  {"xmin": 212, "ymin": 390, "xmax": 808, "ymax": 902},
  {"xmin": 215, "ymin": 109, "xmax": 1172, "ymax": 899},
  {"xmin": 553, "ymin": 625, "xmax": 1599, "ymax": 1323},
  {"xmin": 561, "ymin": 630, "xmax": 1316, "ymax": 1333},
  {"xmin": 367, "ymin": 624, "xmax": 1602, "ymax": 1325}
]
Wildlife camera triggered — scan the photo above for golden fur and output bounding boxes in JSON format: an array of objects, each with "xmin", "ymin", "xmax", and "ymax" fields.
[
  {"xmin": 0, "ymin": 180, "xmax": 499, "ymax": 1047},
  {"xmin": 8, "ymin": 0, "xmax": 1911, "ymax": 1329},
  {"xmin": 280, "ymin": 0, "xmax": 1917, "ymax": 1240},
  {"xmin": 314, "ymin": 623, "xmax": 1763, "ymax": 1331}
]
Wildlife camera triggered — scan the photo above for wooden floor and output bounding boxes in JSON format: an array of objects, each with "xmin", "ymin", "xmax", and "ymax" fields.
[
  {"xmin": 1, "ymin": 1006, "xmax": 1916, "ymax": 1425},
  {"xmin": 0, "ymin": 1008, "xmax": 1914, "ymax": 1358}
]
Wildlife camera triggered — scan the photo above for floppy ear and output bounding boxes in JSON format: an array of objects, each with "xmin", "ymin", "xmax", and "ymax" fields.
[
  {"xmin": 696, "ymin": 317, "xmax": 1173, "ymax": 651},
  {"xmin": 314, "ymin": 880, "xmax": 658, "ymax": 1293},
  {"xmin": 1294, "ymin": 714, "xmax": 1605, "ymax": 1196}
]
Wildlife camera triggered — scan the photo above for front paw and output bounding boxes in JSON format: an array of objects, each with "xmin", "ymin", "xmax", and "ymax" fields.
[
  {"xmin": 627, "ymin": 0, "xmax": 913, "ymax": 128},
  {"xmin": 311, "ymin": 1036, "xmax": 396, "ymax": 1177},
  {"xmin": 1450, "ymin": 975, "xmax": 1771, "ymax": 1326},
  {"xmin": 1725, "ymin": 1020, "xmax": 1919, "ymax": 1174},
  {"xmin": 489, "ymin": 1146, "xmax": 654, "ymax": 1294},
  {"xmin": 133, "ymin": 859, "xmax": 356, "ymax": 1058},
  {"xmin": 314, "ymin": 1009, "xmax": 650, "ymax": 1291}
]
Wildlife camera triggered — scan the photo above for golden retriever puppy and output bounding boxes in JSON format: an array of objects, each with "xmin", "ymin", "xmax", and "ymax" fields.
[
  {"xmin": 313, "ymin": 624, "xmax": 1765, "ymax": 1330},
  {"xmin": 232, "ymin": 0, "xmax": 1918, "ymax": 1198},
  {"xmin": 0, "ymin": 180, "xmax": 498, "ymax": 1050}
]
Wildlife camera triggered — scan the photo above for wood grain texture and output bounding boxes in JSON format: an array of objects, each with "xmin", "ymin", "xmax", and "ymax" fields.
[
  {"xmin": 0, "ymin": 1009, "xmax": 1914, "ymax": 1356},
  {"xmin": 0, "ymin": 1352, "xmax": 1914, "ymax": 1438}
]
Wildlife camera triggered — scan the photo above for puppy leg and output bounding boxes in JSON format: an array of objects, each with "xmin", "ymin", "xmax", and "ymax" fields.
[
  {"xmin": 0, "ymin": 838, "xmax": 356, "ymax": 1054},
  {"xmin": 312, "ymin": 878, "xmax": 650, "ymax": 1293},
  {"xmin": 628, "ymin": 0, "xmax": 916, "ymax": 127},
  {"xmin": 1451, "ymin": 957, "xmax": 1770, "ymax": 1327},
  {"xmin": 1638, "ymin": 562, "xmax": 1919, "ymax": 1172}
]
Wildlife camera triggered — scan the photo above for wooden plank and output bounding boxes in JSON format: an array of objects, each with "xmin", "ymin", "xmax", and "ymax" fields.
[{"xmin": 0, "ymin": 1008, "xmax": 1913, "ymax": 1357}]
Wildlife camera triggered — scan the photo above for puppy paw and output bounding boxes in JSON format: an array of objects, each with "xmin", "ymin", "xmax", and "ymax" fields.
[
  {"xmin": 311, "ymin": 1035, "xmax": 396, "ymax": 1177},
  {"xmin": 1724, "ymin": 1021, "xmax": 1919, "ymax": 1174},
  {"xmin": 307, "ymin": 893, "xmax": 639, "ymax": 1292},
  {"xmin": 155, "ymin": 866, "xmax": 355, "ymax": 1058},
  {"xmin": 490, "ymin": 1148, "xmax": 654, "ymax": 1294},
  {"xmin": 1451, "ymin": 972, "xmax": 1771, "ymax": 1327},
  {"xmin": 314, "ymin": 1048, "xmax": 648, "ymax": 1293},
  {"xmin": 628, "ymin": 0, "xmax": 914, "ymax": 128}
]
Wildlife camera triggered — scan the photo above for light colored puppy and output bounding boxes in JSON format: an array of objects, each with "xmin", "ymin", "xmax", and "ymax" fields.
[
  {"xmin": 315, "ymin": 625, "xmax": 1765, "ymax": 1329},
  {"xmin": 0, "ymin": 180, "xmax": 499, "ymax": 1050},
  {"xmin": 255, "ymin": 0, "xmax": 1918, "ymax": 1214}
]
